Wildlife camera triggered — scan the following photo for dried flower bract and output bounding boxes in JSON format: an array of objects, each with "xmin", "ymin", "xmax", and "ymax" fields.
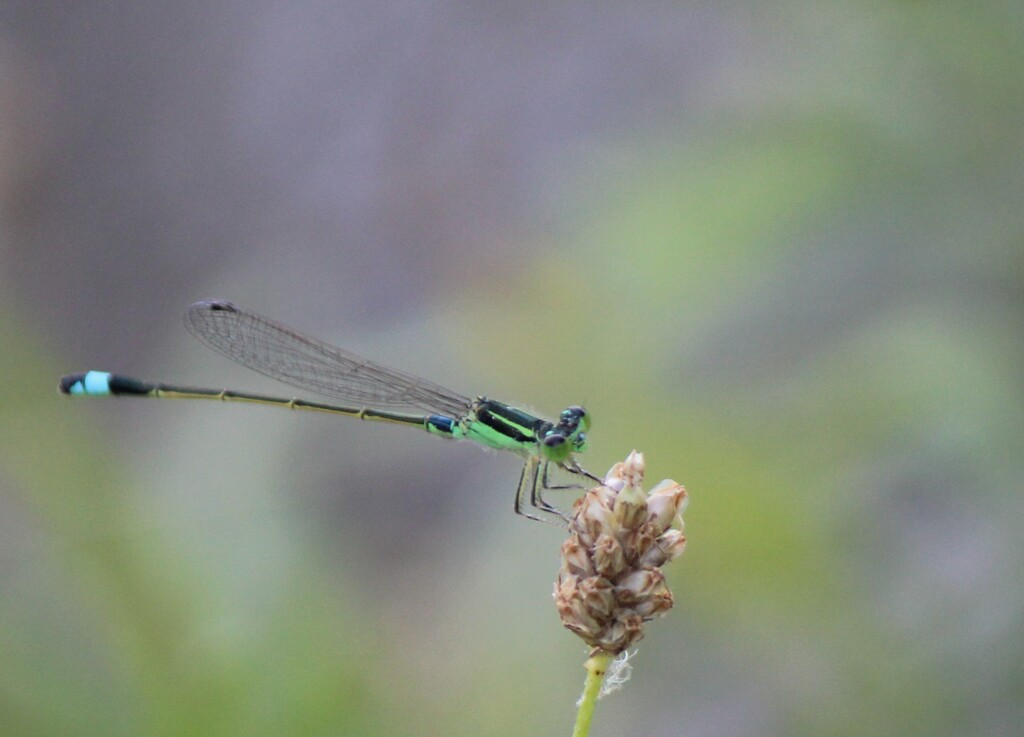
[{"xmin": 555, "ymin": 450, "xmax": 687, "ymax": 654}]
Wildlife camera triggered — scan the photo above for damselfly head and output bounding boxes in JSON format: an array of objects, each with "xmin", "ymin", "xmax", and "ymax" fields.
[{"xmin": 541, "ymin": 406, "xmax": 590, "ymax": 461}]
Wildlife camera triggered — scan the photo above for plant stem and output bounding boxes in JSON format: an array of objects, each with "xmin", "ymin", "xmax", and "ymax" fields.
[{"xmin": 572, "ymin": 651, "xmax": 612, "ymax": 737}]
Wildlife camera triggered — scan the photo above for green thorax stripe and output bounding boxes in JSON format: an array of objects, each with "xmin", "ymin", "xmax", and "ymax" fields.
[{"xmin": 455, "ymin": 398, "xmax": 551, "ymax": 453}]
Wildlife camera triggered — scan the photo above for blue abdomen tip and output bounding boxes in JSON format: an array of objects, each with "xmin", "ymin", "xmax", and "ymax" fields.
[{"xmin": 60, "ymin": 371, "xmax": 112, "ymax": 395}]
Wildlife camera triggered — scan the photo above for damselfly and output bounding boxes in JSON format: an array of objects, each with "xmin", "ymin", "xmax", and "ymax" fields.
[{"xmin": 59, "ymin": 300, "xmax": 598, "ymax": 522}]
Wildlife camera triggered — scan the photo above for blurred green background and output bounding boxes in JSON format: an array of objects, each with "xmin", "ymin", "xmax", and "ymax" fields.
[{"xmin": 2, "ymin": 3, "xmax": 1022, "ymax": 736}]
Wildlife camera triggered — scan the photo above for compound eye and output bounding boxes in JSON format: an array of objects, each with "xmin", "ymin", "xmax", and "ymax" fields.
[
  {"xmin": 543, "ymin": 434, "xmax": 566, "ymax": 448},
  {"xmin": 541, "ymin": 431, "xmax": 572, "ymax": 462},
  {"xmin": 560, "ymin": 406, "xmax": 585, "ymax": 428}
]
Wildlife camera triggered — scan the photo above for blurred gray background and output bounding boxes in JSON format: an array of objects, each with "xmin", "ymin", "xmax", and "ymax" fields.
[{"xmin": 1, "ymin": 3, "xmax": 1022, "ymax": 736}]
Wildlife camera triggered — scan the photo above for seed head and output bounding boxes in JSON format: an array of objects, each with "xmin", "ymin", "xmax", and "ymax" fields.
[{"xmin": 554, "ymin": 451, "xmax": 687, "ymax": 654}]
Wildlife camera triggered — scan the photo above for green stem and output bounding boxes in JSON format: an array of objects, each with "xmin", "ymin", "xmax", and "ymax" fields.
[{"xmin": 572, "ymin": 651, "xmax": 612, "ymax": 737}]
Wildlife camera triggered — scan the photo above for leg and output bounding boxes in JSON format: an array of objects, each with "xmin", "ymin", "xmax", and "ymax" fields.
[
  {"xmin": 532, "ymin": 458, "xmax": 603, "ymax": 518},
  {"xmin": 531, "ymin": 459, "xmax": 601, "ymax": 521},
  {"xmin": 514, "ymin": 456, "xmax": 567, "ymax": 526},
  {"xmin": 566, "ymin": 459, "xmax": 602, "ymax": 483},
  {"xmin": 532, "ymin": 460, "xmax": 569, "ymax": 518},
  {"xmin": 538, "ymin": 459, "xmax": 599, "ymax": 493}
]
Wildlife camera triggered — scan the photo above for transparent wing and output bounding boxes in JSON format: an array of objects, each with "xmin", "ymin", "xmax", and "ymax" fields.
[{"xmin": 184, "ymin": 300, "xmax": 473, "ymax": 417}]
